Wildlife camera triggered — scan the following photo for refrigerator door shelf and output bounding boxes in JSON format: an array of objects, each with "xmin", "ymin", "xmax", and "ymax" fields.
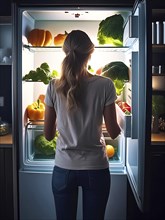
[
  {"xmin": 116, "ymin": 103, "xmax": 131, "ymax": 137},
  {"xmin": 123, "ymin": 15, "xmax": 139, "ymax": 47},
  {"xmin": 103, "ymin": 134, "xmax": 126, "ymax": 173}
]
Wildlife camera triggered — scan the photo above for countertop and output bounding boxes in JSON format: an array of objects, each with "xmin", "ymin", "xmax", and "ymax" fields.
[
  {"xmin": 151, "ymin": 132, "xmax": 165, "ymax": 143},
  {"xmin": 0, "ymin": 133, "xmax": 13, "ymax": 145}
]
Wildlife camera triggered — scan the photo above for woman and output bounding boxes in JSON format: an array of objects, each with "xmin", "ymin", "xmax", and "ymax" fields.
[{"xmin": 44, "ymin": 30, "xmax": 121, "ymax": 220}]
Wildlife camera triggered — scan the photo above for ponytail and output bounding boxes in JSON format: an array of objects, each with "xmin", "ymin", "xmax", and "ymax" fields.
[{"xmin": 55, "ymin": 30, "xmax": 94, "ymax": 110}]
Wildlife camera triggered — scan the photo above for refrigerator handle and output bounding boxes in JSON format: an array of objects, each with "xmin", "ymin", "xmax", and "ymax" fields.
[{"xmin": 131, "ymin": 52, "xmax": 139, "ymax": 139}]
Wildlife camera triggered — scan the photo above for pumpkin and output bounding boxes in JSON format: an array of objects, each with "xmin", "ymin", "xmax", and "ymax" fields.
[
  {"xmin": 27, "ymin": 29, "xmax": 52, "ymax": 47},
  {"xmin": 54, "ymin": 31, "xmax": 68, "ymax": 46},
  {"xmin": 43, "ymin": 30, "xmax": 53, "ymax": 46}
]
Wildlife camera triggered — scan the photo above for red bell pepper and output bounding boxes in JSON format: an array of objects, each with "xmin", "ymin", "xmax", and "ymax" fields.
[{"xmin": 117, "ymin": 101, "xmax": 131, "ymax": 113}]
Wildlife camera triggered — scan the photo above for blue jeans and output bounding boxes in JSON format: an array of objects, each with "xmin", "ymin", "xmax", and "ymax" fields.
[{"xmin": 52, "ymin": 166, "xmax": 111, "ymax": 220}]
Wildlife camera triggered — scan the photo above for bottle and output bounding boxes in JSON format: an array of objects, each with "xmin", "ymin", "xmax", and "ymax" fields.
[
  {"xmin": 158, "ymin": 65, "xmax": 161, "ymax": 74},
  {"xmin": 152, "ymin": 22, "xmax": 156, "ymax": 44},
  {"xmin": 163, "ymin": 21, "xmax": 165, "ymax": 44},
  {"xmin": 156, "ymin": 21, "xmax": 163, "ymax": 44}
]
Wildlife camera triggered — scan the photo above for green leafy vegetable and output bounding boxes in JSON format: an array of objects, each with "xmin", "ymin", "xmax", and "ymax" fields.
[
  {"xmin": 152, "ymin": 95, "xmax": 165, "ymax": 116},
  {"xmin": 51, "ymin": 70, "xmax": 60, "ymax": 78},
  {"xmin": 102, "ymin": 61, "xmax": 129, "ymax": 95},
  {"xmin": 88, "ymin": 65, "xmax": 94, "ymax": 73},
  {"xmin": 34, "ymin": 132, "xmax": 58, "ymax": 156},
  {"xmin": 40, "ymin": 62, "xmax": 50, "ymax": 74},
  {"xmin": 97, "ymin": 14, "xmax": 124, "ymax": 46},
  {"xmin": 22, "ymin": 62, "xmax": 59, "ymax": 84}
]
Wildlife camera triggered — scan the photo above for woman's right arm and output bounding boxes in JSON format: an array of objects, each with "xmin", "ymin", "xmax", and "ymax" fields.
[{"xmin": 103, "ymin": 102, "xmax": 121, "ymax": 139}]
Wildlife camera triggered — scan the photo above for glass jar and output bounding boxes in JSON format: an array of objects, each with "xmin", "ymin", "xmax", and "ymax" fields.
[{"xmin": 0, "ymin": 117, "xmax": 9, "ymax": 136}]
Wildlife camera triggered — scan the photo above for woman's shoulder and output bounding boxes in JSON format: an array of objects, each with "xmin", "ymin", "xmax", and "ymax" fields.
[
  {"xmin": 50, "ymin": 78, "xmax": 57, "ymax": 84},
  {"xmin": 49, "ymin": 77, "xmax": 59, "ymax": 87},
  {"xmin": 47, "ymin": 78, "xmax": 59, "ymax": 93},
  {"xmin": 93, "ymin": 74, "xmax": 113, "ymax": 85}
]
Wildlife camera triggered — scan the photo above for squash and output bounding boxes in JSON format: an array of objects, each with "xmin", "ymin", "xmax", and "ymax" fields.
[
  {"xmin": 27, "ymin": 29, "xmax": 52, "ymax": 47},
  {"xmin": 54, "ymin": 31, "xmax": 68, "ymax": 46}
]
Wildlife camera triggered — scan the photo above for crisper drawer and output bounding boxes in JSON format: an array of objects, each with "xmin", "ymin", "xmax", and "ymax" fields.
[
  {"xmin": 25, "ymin": 122, "xmax": 57, "ymax": 161},
  {"xmin": 116, "ymin": 103, "xmax": 131, "ymax": 137}
]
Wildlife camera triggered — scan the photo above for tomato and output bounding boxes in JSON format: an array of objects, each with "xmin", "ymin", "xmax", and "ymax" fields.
[
  {"xmin": 96, "ymin": 67, "xmax": 102, "ymax": 75},
  {"xmin": 118, "ymin": 101, "xmax": 131, "ymax": 113}
]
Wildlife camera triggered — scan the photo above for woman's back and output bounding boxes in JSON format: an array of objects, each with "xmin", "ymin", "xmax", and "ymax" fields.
[{"xmin": 45, "ymin": 74, "xmax": 116, "ymax": 169}]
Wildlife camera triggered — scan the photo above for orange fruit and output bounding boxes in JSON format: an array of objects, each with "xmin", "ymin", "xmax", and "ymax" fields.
[{"xmin": 106, "ymin": 145, "xmax": 115, "ymax": 158}]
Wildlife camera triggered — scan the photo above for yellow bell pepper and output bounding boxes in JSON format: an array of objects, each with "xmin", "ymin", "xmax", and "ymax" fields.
[{"xmin": 27, "ymin": 99, "xmax": 45, "ymax": 121}]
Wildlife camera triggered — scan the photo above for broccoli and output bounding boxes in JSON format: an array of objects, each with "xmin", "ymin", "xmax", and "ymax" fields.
[
  {"xmin": 102, "ymin": 61, "xmax": 129, "ymax": 96},
  {"xmin": 22, "ymin": 62, "xmax": 59, "ymax": 84},
  {"xmin": 34, "ymin": 132, "xmax": 58, "ymax": 156},
  {"xmin": 97, "ymin": 14, "xmax": 124, "ymax": 46}
]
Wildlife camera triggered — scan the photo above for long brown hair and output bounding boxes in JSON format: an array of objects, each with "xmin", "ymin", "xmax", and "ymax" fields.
[{"xmin": 55, "ymin": 30, "xmax": 94, "ymax": 110}]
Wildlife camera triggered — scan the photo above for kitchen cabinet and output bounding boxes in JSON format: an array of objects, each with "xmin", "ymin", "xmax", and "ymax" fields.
[
  {"xmin": 149, "ymin": 3, "xmax": 165, "ymax": 219},
  {"xmin": 151, "ymin": 8, "xmax": 165, "ymax": 145},
  {"xmin": 0, "ymin": 16, "xmax": 12, "ymax": 124},
  {"xmin": 0, "ymin": 0, "xmax": 11, "ymax": 16},
  {"xmin": 127, "ymin": 146, "xmax": 165, "ymax": 220},
  {"xmin": 0, "ymin": 15, "xmax": 14, "ymax": 220},
  {"xmin": 0, "ymin": 16, "xmax": 12, "ymax": 64},
  {"xmin": 0, "ymin": 145, "xmax": 14, "ymax": 220},
  {"xmin": 150, "ymin": 148, "xmax": 165, "ymax": 218}
]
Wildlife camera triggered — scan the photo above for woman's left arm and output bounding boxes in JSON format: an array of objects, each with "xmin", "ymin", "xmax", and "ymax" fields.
[{"xmin": 44, "ymin": 104, "xmax": 56, "ymax": 141}]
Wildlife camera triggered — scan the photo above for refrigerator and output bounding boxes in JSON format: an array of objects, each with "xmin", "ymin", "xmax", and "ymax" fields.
[{"xmin": 11, "ymin": 0, "xmax": 165, "ymax": 220}]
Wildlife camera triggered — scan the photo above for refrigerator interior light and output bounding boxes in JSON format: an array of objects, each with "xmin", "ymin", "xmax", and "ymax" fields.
[{"xmin": 25, "ymin": 10, "xmax": 131, "ymax": 21}]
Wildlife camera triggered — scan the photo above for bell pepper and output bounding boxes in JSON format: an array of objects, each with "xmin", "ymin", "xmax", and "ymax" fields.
[
  {"xmin": 27, "ymin": 99, "xmax": 45, "ymax": 121},
  {"xmin": 117, "ymin": 101, "xmax": 131, "ymax": 113}
]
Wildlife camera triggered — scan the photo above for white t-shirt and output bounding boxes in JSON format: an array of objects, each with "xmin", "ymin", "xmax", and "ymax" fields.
[{"xmin": 45, "ymin": 75, "xmax": 117, "ymax": 170}]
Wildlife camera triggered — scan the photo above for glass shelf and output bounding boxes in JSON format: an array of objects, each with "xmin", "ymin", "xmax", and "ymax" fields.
[{"xmin": 23, "ymin": 44, "xmax": 129, "ymax": 52}]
